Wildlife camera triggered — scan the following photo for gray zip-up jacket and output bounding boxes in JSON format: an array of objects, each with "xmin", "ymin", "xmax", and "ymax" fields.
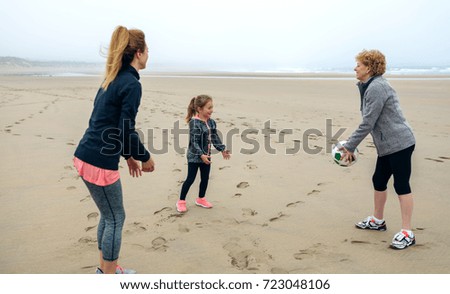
[
  {"xmin": 187, "ymin": 118, "xmax": 226, "ymax": 163},
  {"xmin": 345, "ymin": 76, "xmax": 415, "ymax": 157}
]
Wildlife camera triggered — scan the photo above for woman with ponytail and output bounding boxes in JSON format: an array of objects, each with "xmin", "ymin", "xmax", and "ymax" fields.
[
  {"xmin": 74, "ymin": 26, "xmax": 155, "ymax": 273},
  {"xmin": 177, "ymin": 95, "xmax": 231, "ymax": 213}
]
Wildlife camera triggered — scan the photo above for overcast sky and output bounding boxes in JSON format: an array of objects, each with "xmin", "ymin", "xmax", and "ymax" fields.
[{"xmin": 1, "ymin": 0, "xmax": 449, "ymax": 71}]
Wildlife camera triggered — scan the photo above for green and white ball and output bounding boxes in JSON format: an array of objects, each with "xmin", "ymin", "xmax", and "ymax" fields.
[{"xmin": 332, "ymin": 140, "xmax": 358, "ymax": 167}]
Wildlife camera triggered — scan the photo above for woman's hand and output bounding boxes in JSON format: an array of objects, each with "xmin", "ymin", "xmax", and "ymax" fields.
[
  {"xmin": 142, "ymin": 157, "xmax": 155, "ymax": 172},
  {"xmin": 340, "ymin": 147, "xmax": 355, "ymax": 164},
  {"xmin": 222, "ymin": 150, "xmax": 231, "ymax": 160},
  {"xmin": 127, "ymin": 157, "xmax": 142, "ymax": 177}
]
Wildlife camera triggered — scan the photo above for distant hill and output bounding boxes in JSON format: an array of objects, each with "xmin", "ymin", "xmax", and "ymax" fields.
[
  {"xmin": 0, "ymin": 56, "xmax": 104, "ymax": 75},
  {"xmin": 0, "ymin": 56, "xmax": 35, "ymax": 67},
  {"xmin": 0, "ymin": 56, "xmax": 103, "ymax": 68}
]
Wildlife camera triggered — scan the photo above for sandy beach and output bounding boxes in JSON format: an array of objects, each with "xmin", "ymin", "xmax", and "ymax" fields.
[{"xmin": 1, "ymin": 73, "xmax": 449, "ymax": 274}]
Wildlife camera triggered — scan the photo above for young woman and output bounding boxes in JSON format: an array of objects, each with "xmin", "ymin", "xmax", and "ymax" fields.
[{"xmin": 74, "ymin": 26, "xmax": 155, "ymax": 273}]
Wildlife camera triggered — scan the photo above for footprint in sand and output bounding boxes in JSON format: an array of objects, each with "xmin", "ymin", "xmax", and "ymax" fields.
[
  {"xmin": 85, "ymin": 225, "xmax": 97, "ymax": 232},
  {"xmin": 271, "ymin": 267, "xmax": 290, "ymax": 274},
  {"xmin": 237, "ymin": 182, "xmax": 249, "ymax": 189},
  {"xmin": 81, "ymin": 265, "xmax": 98, "ymax": 270},
  {"xmin": 153, "ymin": 207, "xmax": 172, "ymax": 215},
  {"xmin": 307, "ymin": 189, "xmax": 320, "ymax": 196},
  {"xmin": 233, "ymin": 193, "xmax": 242, "ymax": 198},
  {"xmin": 242, "ymin": 208, "xmax": 258, "ymax": 217},
  {"xmin": 293, "ymin": 243, "xmax": 324, "ymax": 260},
  {"xmin": 87, "ymin": 212, "xmax": 99, "ymax": 221},
  {"xmin": 156, "ymin": 213, "xmax": 184, "ymax": 226},
  {"xmin": 286, "ymin": 201, "xmax": 304, "ymax": 208},
  {"xmin": 151, "ymin": 237, "xmax": 168, "ymax": 252},
  {"xmin": 223, "ymin": 242, "xmax": 271, "ymax": 271},
  {"xmin": 219, "ymin": 166, "xmax": 231, "ymax": 170},
  {"xmin": 172, "ymin": 168, "xmax": 182, "ymax": 172},
  {"xmin": 231, "ymin": 250, "xmax": 269, "ymax": 271},
  {"xmin": 80, "ymin": 195, "xmax": 91, "ymax": 202},
  {"xmin": 269, "ymin": 212, "xmax": 287, "ymax": 222},
  {"xmin": 350, "ymin": 240, "xmax": 372, "ymax": 244},
  {"xmin": 246, "ymin": 164, "xmax": 257, "ymax": 170},
  {"xmin": 178, "ymin": 224, "xmax": 190, "ymax": 233},
  {"xmin": 78, "ymin": 236, "xmax": 96, "ymax": 244},
  {"xmin": 439, "ymin": 156, "xmax": 450, "ymax": 160},
  {"xmin": 66, "ymin": 186, "xmax": 76, "ymax": 191},
  {"xmin": 131, "ymin": 222, "xmax": 147, "ymax": 232},
  {"xmin": 425, "ymin": 158, "xmax": 444, "ymax": 163}
]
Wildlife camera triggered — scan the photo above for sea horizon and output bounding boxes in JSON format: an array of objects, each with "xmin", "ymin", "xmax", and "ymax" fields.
[{"xmin": 1, "ymin": 56, "xmax": 449, "ymax": 78}]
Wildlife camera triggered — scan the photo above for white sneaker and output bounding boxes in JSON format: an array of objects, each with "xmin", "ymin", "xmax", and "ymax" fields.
[{"xmin": 390, "ymin": 230, "xmax": 415, "ymax": 250}]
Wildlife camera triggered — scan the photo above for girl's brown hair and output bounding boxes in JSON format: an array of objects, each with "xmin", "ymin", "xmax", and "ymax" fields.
[
  {"xmin": 356, "ymin": 49, "xmax": 387, "ymax": 76},
  {"xmin": 186, "ymin": 95, "xmax": 213, "ymax": 123},
  {"xmin": 101, "ymin": 26, "xmax": 146, "ymax": 90}
]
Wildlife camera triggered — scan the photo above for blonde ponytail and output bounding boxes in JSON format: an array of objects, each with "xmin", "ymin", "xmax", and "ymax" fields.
[
  {"xmin": 101, "ymin": 26, "xmax": 147, "ymax": 90},
  {"xmin": 102, "ymin": 26, "xmax": 129, "ymax": 90}
]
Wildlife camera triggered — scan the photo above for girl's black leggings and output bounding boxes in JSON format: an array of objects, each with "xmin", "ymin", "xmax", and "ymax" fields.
[{"xmin": 180, "ymin": 162, "xmax": 211, "ymax": 200}]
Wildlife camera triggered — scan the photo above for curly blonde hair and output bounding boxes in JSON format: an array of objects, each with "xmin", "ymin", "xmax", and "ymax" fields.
[{"xmin": 356, "ymin": 49, "xmax": 386, "ymax": 76}]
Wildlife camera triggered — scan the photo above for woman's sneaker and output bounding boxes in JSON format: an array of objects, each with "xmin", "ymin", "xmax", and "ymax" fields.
[
  {"xmin": 355, "ymin": 216, "xmax": 387, "ymax": 231},
  {"xmin": 390, "ymin": 230, "xmax": 415, "ymax": 250},
  {"xmin": 115, "ymin": 265, "xmax": 136, "ymax": 274},
  {"xmin": 176, "ymin": 200, "xmax": 187, "ymax": 213},
  {"xmin": 95, "ymin": 265, "xmax": 136, "ymax": 274},
  {"xmin": 195, "ymin": 197, "xmax": 213, "ymax": 208}
]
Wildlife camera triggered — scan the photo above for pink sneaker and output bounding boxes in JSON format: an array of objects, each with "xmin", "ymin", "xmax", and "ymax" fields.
[
  {"xmin": 195, "ymin": 197, "xmax": 213, "ymax": 208},
  {"xmin": 176, "ymin": 200, "xmax": 187, "ymax": 213}
]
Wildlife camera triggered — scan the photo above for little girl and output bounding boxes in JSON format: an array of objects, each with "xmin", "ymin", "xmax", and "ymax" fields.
[{"xmin": 177, "ymin": 95, "xmax": 230, "ymax": 213}]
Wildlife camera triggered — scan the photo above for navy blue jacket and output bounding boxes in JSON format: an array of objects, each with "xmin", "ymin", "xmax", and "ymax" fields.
[{"xmin": 74, "ymin": 65, "xmax": 150, "ymax": 170}]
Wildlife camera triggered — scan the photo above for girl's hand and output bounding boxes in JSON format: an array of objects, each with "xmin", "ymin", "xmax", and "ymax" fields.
[
  {"xmin": 222, "ymin": 150, "xmax": 231, "ymax": 160},
  {"xmin": 201, "ymin": 154, "xmax": 212, "ymax": 165},
  {"xmin": 339, "ymin": 147, "xmax": 354, "ymax": 164},
  {"xmin": 142, "ymin": 157, "xmax": 155, "ymax": 172},
  {"xmin": 127, "ymin": 157, "xmax": 142, "ymax": 177}
]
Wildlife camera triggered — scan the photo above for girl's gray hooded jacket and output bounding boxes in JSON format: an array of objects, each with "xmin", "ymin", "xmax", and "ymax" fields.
[
  {"xmin": 186, "ymin": 118, "xmax": 225, "ymax": 163},
  {"xmin": 345, "ymin": 75, "xmax": 415, "ymax": 157}
]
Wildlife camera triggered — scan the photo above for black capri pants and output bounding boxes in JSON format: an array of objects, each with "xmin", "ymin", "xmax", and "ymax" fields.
[{"xmin": 372, "ymin": 144, "xmax": 415, "ymax": 195}]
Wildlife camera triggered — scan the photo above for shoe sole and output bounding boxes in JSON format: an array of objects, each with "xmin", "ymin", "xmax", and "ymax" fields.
[
  {"xmin": 355, "ymin": 224, "xmax": 387, "ymax": 231},
  {"xmin": 390, "ymin": 239, "xmax": 416, "ymax": 250},
  {"xmin": 195, "ymin": 202, "xmax": 212, "ymax": 208}
]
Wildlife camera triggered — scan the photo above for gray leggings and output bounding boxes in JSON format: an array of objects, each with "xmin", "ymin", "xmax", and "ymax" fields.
[{"xmin": 82, "ymin": 179, "xmax": 125, "ymax": 262}]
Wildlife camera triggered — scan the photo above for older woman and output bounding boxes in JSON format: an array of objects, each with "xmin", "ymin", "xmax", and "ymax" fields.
[{"xmin": 342, "ymin": 49, "xmax": 416, "ymax": 250}]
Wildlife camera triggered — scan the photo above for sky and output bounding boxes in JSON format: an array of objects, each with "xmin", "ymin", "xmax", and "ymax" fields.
[{"xmin": 1, "ymin": 0, "xmax": 450, "ymax": 71}]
